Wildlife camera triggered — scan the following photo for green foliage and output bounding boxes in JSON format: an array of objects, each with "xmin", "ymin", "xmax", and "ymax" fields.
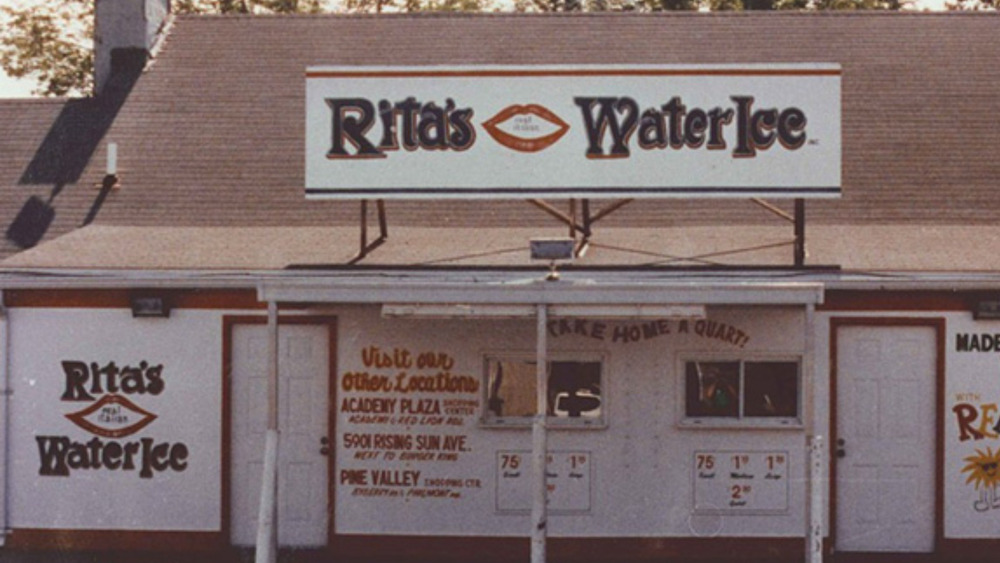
[
  {"xmin": 0, "ymin": 0, "xmax": 338, "ymax": 97},
  {"xmin": 425, "ymin": 0, "xmax": 496, "ymax": 11},
  {"xmin": 515, "ymin": 0, "xmax": 637, "ymax": 10},
  {"xmin": 946, "ymin": 0, "xmax": 996, "ymax": 9},
  {"xmin": 1, "ymin": 0, "xmax": 932, "ymax": 98},
  {"xmin": 174, "ymin": 1, "xmax": 329, "ymax": 13},
  {"xmin": 0, "ymin": 0, "xmax": 94, "ymax": 97}
]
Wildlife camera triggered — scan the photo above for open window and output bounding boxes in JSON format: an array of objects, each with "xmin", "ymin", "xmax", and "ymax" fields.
[
  {"xmin": 482, "ymin": 354, "xmax": 603, "ymax": 427},
  {"xmin": 683, "ymin": 358, "xmax": 800, "ymax": 427}
]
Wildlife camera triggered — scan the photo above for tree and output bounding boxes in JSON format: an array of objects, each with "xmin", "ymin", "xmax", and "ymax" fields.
[
  {"xmin": 0, "ymin": 0, "xmax": 94, "ymax": 96},
  {"xmin": 515, "ymin": 0, "xmax": 637, "ymax": 10},
  {"xmin": 2, "ymin": 0, "xmax": 925, "ymax": 97},
  {"xmin": 342, "ymin": 0, "xmax": 492, "ymax": 12},
  {"xmin": 946, "ymin": 0, "xmax": 996, "ymax": 9},
  {"xmin": 0, "ymin": 1, "xmax": 334, "ymax": 97}
]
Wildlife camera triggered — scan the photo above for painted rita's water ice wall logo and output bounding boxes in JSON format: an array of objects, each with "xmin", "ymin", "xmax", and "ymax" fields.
[{"xmin": 35, "ymin": 360, "xmax": 189, "ymax": 479}]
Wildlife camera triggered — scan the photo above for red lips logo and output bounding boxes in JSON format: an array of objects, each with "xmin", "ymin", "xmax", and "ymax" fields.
[
  {"xmin": 65, "ymin": 394, "xmax": 158, "ymax": 439},
  {"xmin": 482, "ymin": 104, "xmax": 570, "ymax": 153}
]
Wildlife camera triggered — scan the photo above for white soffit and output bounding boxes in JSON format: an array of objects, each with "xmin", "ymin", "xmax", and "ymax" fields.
[
  {"xmin": 258, "ymin": 276, "xmax": 824, "ymax": 306},
  {"xmin": 382, "ymin": 303, "xmax": 707, "ymax": 319}
]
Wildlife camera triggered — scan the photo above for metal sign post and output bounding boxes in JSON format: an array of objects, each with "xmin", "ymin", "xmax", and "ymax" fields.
[{"xmin": 531, "ymin": 304, "xmax": 549, "ymax": 563}]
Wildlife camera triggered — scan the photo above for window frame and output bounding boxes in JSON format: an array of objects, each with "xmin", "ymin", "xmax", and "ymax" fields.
[
  {"xmin": 479, "ymin": 350, "xmax": 608, "ymax": 429},
  {"xmin": 678, "ymin": 353, "xmax": 803, "ymax": 429}
]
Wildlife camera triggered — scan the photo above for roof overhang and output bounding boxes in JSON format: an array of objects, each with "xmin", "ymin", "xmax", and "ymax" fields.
[{"xmin": 257, "ymin": 271, "xmax": 825, "ymax": 307}]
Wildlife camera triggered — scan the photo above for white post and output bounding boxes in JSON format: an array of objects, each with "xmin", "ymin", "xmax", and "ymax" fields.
[
  {"xmin": 0, "ymin": 292, "xmax": 8, "ymax": 546},
  {"xmin": 803, "ymin": 302, "xmax": 823, "ymax": 563},
  {"xmin": 255, "ymin": 301, "xmax": 279, "ymax": 563},
  {"xmin": 255, "ymin": 430, "xmax": 279, "ymax": 563},
  {"xmin": 808, "ymin": 435, "xmax": 825, "ymax": 563},
  {"xmin": 531, "ymin": 304, "xmax": 549, "ymax": 563}
]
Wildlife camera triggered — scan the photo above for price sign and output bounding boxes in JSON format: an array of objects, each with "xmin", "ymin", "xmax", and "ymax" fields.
[
  {"xmin": 496, "ymin": 450, "xmax": 591, "ymax": 513},
  {"xmin": 693, "ymin": 450, "xmax": 789, "ymax": 514}
]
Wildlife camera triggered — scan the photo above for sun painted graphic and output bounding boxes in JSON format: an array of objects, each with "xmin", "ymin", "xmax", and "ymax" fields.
[{"xmin": 961, "ymin": 446, "xmax": 1000, "ymax": 512}]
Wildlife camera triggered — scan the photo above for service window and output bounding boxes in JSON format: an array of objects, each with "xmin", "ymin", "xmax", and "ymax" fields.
[
  {"xmin": 483, "ymin": 355, "xmax": 603, "ymax": 427},
  {"xmin": 683, "ymin": 358, "xmax": 800, "ymax": 426}
]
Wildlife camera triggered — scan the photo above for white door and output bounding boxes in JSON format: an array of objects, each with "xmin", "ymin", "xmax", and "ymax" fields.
[
  {"xmin": 231, "ymin": 324, "xmax": 331, "ymax": 547},
  {"xmin": 835, "ymin": 324, "xmax": 936, "ymax": 552}
]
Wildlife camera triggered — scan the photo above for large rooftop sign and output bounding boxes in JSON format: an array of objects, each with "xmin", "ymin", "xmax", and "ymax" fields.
[{"xmin": 305, "ymin": 65, "xmax": 841, "ymax": 199}]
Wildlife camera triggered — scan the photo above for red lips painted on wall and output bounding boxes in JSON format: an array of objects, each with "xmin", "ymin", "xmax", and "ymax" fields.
[
  {"xmin": 64, "ymin": 394, "xmax": 158, "ymax": 439},
  {"xmin": 482, "ymin": 104, "xmax": 570, "ymax": 153}
]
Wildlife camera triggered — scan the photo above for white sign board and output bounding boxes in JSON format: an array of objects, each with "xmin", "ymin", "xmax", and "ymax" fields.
[
  {"xmin": 495, "ymin": 450, "xmax": 592, "ymax": 513},
  {"xmin": 305, "ymin": 65, "xmax": 841, "ymax": 199},
  {"xmin": 693, "ymin": 450, "xmax": 789, "ymax": 514}
]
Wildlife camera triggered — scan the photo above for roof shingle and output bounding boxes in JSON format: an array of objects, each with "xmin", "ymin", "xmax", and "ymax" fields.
[{"xmin": 3, "ymin": 12, "xmax": 999, "ymax": 269}]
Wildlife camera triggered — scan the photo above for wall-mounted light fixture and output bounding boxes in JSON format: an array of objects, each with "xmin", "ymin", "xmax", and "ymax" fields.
[
  {"xmin": 530, "ymin": 237, "xmax": 575, "ymax": 281},
  {"xmin": 974, "ymin": 299, "xmax": 1000, "ymax": 320},
  {"xmin": 130, "ymin": 294, "xmax": 171, "ymax": 318}
]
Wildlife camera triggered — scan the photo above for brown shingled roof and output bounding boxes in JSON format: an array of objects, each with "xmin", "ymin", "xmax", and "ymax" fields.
[
  {"xmin": 3, "ymin": 12, "xmax": 999, "ymax": 269},
  {"xmin": 0, "ymin": 99, "xmax": 74, "ymax": 259}
]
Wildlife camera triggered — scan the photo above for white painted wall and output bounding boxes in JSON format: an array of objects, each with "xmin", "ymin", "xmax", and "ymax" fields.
[
  {"xmin": 816, "ymin": 310, "xmax": 1000, "ymax": 542},
  {"xmin": 7, "ymin": 308, "xmax": 222, "ymax": 531},
  {"xmin": 944, "ymin": 314, "xmax": 1000, "ymax": 538},
  {"xmin": 6, "ymin": 303, "xmax": 992, "ymax": 541},
  {"xmin": 332, "ymin": 305, "xmax": 810, "ymax": 538}
]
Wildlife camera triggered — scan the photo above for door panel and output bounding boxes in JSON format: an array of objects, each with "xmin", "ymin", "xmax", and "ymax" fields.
[
  {"xmin": 231, "ymin": 324, "xmax": 330, "ymax": 547},
  {"xmin": 835, "ymin": 325, "xmax": 937, "ymax": 553}
]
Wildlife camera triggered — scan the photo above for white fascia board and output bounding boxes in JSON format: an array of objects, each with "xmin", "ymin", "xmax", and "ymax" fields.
[
  {"xmin": 260, "ymin": 279, "xmax": 824, "ymax": 306},
  {"xmin": 0, "ymin": 269, "xmax": 823, "ymax": 305},
  {"xmin": 0, "ymin": 269, "xmax": 263, "ymax": 290},
  {"xmin": 382, "ymin": 303, "xmax": 707, "ymax": 319}
]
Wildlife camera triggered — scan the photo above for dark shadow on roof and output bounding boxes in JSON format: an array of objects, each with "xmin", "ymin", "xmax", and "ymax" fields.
[{"xmin": 6, "ymin": 49, "xmax": 144, "ymax": 248}]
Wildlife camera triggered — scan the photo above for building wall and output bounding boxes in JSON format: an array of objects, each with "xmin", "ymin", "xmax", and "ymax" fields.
[
  {"xmin": 2, "ymin": 293, "xmax": 999, "ymax": 555},
  {"xmin": 945, "ymin": 313, "xmax": 1000, "ymax": 538},
  {"xmin": 332, "ymin": 305, "xmax": 809, "ymax": 538},
  {"xmin": 7, "ymin": 306, "xmax": 226, "ymax": 532},
  {"xmin": 816, "ymin": 308, "xmax": 1000, "ymax": 546}
]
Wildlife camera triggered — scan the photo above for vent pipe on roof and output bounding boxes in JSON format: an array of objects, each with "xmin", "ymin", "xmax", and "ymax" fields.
[{"xmin": 93, "ymin": 0, "xmax": 170, "ymax": 95}]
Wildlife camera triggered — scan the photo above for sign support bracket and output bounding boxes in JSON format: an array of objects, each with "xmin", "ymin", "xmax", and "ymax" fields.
[
  {"xmin": 794, "ymin": 199, "xmax": 806, "ymax": 268},
  {"xmin": 751, "ymin": 197, "xmax": 807, "ymax": 267},
  {"xmin": 526, "ymin": 199, "xmax": 634, "ymax": 258},
  {"xmin": 350, "ymin": 199, "xmax": 388, "ymax": 264}
]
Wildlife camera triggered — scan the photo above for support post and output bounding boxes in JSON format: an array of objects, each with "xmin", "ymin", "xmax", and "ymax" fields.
[
  {"xmin": 255, "ymin": 301, "xmax": 279, "ymax": 563},
  {"xmin": 359, "ymin": 199, "xmax": 368, "ymax": 256},
  {"xmin": 794, "ymin": 199, "xmax": 806, "ymax": 267},
  {"xmin": 351, "ymin": 199, "xmax": 389, "ymax": 264},
  {"xmin": 803, "ymin": 302, "xmax": 823, "ymax": 563},
  {"xmin": 0, "ymin": 292, "xmax": 8, "ymax": 546},
  {"xmin": 808, "ymin": 435, "xmax": 825, "ymax": 563},
  {"xmin": 531, "ymin": 304, "xmax": 549, "ymax": 563},
  {"xmin": 568, "ymin": 198, "xmax": 577, "ymax": 239}
]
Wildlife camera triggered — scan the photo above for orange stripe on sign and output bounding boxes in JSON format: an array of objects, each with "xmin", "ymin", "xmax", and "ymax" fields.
[{"xmin": 305, "ymin": 68, "xmax": 841, "ymax": 79}]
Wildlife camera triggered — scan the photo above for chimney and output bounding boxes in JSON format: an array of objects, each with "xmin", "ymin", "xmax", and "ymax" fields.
[{"xmin": 94, "ymin": 0, "xmax": 171, "ymax": 95}]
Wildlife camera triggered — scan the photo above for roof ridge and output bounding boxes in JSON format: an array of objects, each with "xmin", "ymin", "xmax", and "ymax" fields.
[
  {"xmin": 0, "ymin": 97, "xmax": 73, "ymax": 104},
  {"xmin": 172, "ymin": 10, "xmax": 996, "ymax": 20}
]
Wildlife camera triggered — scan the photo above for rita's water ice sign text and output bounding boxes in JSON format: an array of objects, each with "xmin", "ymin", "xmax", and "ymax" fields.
[
  {"xmin": 36, "ymin": 360, "xmax": 188, "ymax": 479},
  {"xmin": 305, "ymin": 65, "xmax": 841, "ymax": 199}
]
